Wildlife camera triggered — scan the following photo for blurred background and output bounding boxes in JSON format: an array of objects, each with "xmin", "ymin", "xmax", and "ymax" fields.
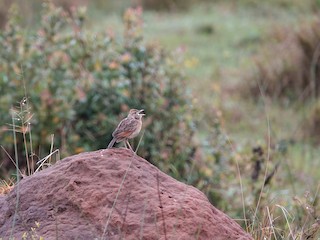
[{"xmin": 0, "ymin": 0, "xmax": 319, "ymax": 238}]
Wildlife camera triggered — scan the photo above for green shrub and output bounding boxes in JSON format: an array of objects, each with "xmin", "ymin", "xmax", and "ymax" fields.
[{"xmin": 0, "ymin": 3, "xmax": 196, "ymax": 178}]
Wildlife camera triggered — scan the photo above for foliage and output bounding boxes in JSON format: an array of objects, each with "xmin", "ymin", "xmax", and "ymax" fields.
[{"xmin": 0, "ymin": 3, "xmax": 196, "ymax": 179}]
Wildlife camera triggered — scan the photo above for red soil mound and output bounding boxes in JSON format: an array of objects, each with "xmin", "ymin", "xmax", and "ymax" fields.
[{"xmin": 0, "ymin": 148, "xmax": 252, "ymax": 239}]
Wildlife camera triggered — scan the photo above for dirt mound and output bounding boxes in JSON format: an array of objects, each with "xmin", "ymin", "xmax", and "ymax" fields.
[{"xmin": 0, "ymin": 148, "xmax": 252, "ymax": 239}]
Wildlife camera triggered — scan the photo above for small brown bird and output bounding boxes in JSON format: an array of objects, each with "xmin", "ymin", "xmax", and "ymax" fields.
[{"xmin": 107, "ymin": 109, "xmax": 145, "ymax": 151}]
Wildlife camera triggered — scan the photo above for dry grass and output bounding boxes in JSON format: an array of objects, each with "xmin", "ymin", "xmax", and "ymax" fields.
[
  {"xmin": 0, "ymin": 179, "xmax": 14, "ymax": 195},
  {"xmin": 243, "ymin": 17, "xmax": 320, "ymax": 101}
]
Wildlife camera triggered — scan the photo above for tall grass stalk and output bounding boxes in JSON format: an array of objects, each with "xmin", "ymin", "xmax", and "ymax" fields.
[
  {"xmin": 49, "ymin": 134, "xmax": 54, "ymax": 165},
  {"xmin": 135, "ymin": 130, "xmax": 145, "ymax": 154},
  {"xmin": 301, "ymin": 184, "xmax": 320, "ymax": 238},
  {"xmin": 139, "ymin": 199, "xmax": 147, "ymax": 240},
  {"xmin": 20, "ymin": 64, "xmax": 34, "ymax": 175},
  {"xmin": 266, "ymin": 206, "xmax": 278, "ymax": 240},
  {"xmin": 22, "ymin": 67, "xmax": 35, "ymax": 174},
  {"xmin": 171, "ymin": 160, "xmax": 196, "ymax": 239},
  {"xmin": 9, "ymin": 109, "xmax": 20, "ymax": 239},
  {"xmin": 35, "ymin": 149, "xmax": 60, "ymax": 173},
  {"xmin": 276, "ymin": 204, "xmax": 294, "ymax": 239},
  {"xmin": 0, "ymin": 146, "xmax": 24, "ymax": 177},
  {"xmin": 20, "ymin": 98, "xmax": 31, "ymax": 176},
  {"xmin": 156, "ymin": 172, "xmax": 168, "ymax": 240},
  {"xmin": 223, "ymin": 132, "xmax": 248, "ymax": 231},
  {"xmin": 101, "ymin": 154, "xmax": 134, "ymax": 239},
  {"xmin": 251, "ymin": 73, "xmax": 272, "ymax": 234}
]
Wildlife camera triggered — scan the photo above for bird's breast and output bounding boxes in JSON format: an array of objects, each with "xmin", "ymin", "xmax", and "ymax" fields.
[{"xmin": 129, "ymin": 121, "xmax": 142, "ymax": 139}]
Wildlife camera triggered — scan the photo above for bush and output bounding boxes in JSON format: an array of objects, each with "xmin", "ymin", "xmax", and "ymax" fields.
[{"xmin": 0, "ymin": 3, "xmax": 196, "ymax": 179}]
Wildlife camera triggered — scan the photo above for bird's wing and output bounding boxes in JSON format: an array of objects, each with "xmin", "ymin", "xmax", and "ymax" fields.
[
  {"xmin": 112, "ymin": 117, "xmax": 128, "ymax": 137},
  {"xmin": 112, "ymin": 117, "xmax": 139, "ymax": 139}
]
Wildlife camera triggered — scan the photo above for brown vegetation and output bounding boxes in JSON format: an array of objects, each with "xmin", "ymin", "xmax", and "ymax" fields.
[{"xmin": 243, "ymin": 17, "xmax": 320, "ymax": 100}]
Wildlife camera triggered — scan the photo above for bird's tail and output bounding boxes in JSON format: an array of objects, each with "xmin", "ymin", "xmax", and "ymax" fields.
[{"xmin": 107, "ymin": 138, "xmax": 116, "ymax": 149}]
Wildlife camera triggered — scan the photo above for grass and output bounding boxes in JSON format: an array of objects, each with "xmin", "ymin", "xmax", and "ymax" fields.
[{"xmin": 1, "ymin": 1, "xmax": 320, "ymax": 239}]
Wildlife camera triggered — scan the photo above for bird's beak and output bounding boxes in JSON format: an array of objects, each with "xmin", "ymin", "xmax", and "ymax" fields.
[{"xmin": 138, "ymin": 109, "xmax": 145, "ymax": 116}]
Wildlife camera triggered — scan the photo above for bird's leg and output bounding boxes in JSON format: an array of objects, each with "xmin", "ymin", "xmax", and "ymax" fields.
[
  {"xmin": 126, "ymin": 140, "xmax": 134, "ymax": 152},
  {"xmin": 123, "ymin": 139, "xmax": 129, "ymax": 149}
]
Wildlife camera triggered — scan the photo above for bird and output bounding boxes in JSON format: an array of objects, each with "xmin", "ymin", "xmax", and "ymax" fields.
[{"xmin": 107, "ymin": 109, "xmax": 145, "ymax": 151}]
